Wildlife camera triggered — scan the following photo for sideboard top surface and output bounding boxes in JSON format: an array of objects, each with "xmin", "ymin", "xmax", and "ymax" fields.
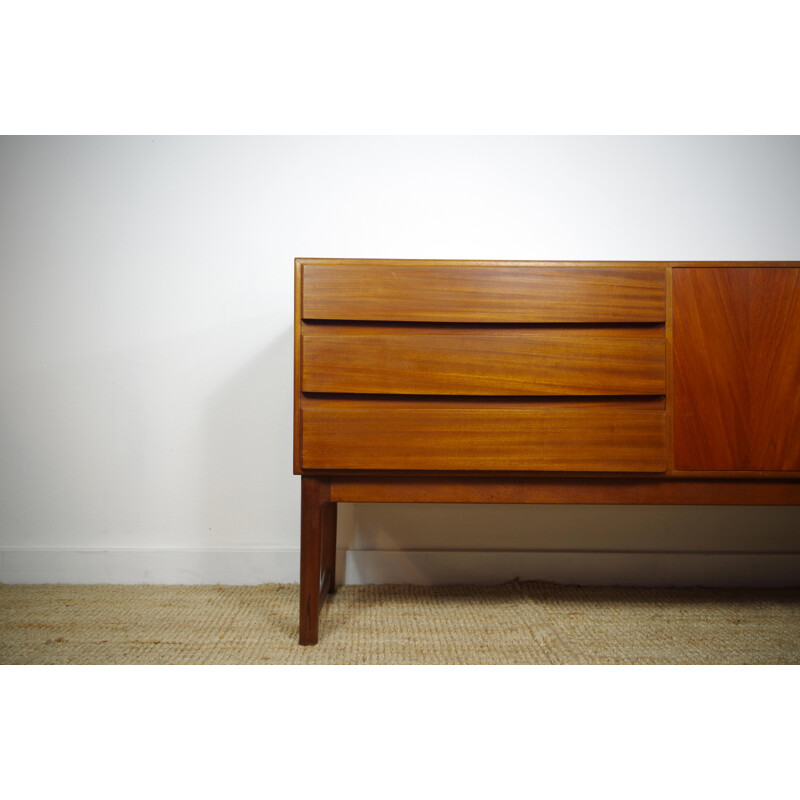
[{"xmin": 296, "ymin": 258, "xmax": 800, "ymax": 268}]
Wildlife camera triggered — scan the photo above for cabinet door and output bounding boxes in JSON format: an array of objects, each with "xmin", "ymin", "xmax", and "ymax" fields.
[{"xmin": 673, "ymin": 267, "xmax": 800, "ymax": 470}]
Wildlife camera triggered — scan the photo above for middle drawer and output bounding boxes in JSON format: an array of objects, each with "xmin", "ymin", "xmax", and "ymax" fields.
[{"xmin": 302, "ymin": 324, "xmax": 666, "ymax": 396}]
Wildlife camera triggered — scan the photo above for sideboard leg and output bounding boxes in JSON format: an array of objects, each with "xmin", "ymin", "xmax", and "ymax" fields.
[
  {"xmin": 299, "ymin": 477, "xmax": 335, "ymax": 645},
  {"xmin": 321, "ymin": 500, "xmax": 338, "ymax": 595}
]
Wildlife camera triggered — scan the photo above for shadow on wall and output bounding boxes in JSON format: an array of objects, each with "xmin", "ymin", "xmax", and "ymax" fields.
[
  {"xmin": 204, "ymin": 325, "xmax": 299, "ymax": 556},
  {"xmin": 349, "ymin": 502, "xmax": 800, "ymax": 554},
  {"xmin": 344, "ymin": 501, "xmax": 800, "ymax": 586}
]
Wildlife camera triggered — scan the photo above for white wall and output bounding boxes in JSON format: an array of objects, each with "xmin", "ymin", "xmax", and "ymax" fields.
[{"xmin": 2, "ymin": 136, "xmax": 799, "ymax": 585}]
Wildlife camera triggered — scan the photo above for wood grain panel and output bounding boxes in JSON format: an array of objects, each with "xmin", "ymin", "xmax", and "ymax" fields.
[
  {"xmin": 302, "ymin": 329, "xmax": 666, "ymax": 395},
  {"xmin": 302, "ymin": 264, "xmax": 666, "ymax": 323},
  {"xmin": 302, "ymin": 405, "xmax": 667, "ymax": 472},
  {"xmin": 673, "ymin": 267, "xmax": 800, "ymax": 470}
]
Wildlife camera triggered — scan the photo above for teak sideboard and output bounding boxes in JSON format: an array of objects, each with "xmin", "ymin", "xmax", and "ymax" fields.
[{"xmin": 293, "ymin": 259, "xmax": 800, "ymax": 645}]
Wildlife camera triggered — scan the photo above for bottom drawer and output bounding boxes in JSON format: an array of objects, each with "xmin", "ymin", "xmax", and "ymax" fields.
[{"xmin": 302, "ymin": 403, "xmax": 667, "ymax": 472}]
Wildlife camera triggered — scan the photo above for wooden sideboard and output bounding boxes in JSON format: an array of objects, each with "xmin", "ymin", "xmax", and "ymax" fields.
[{"xmin": 294, "ymin": 259, "xmax": 800, "ymax": 644}]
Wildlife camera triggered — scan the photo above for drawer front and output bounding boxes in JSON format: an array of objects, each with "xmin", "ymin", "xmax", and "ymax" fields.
[
  {"xmin": 302, "ymin": 404, "xmax": 667, "ymax": 472},
  {"xmin": 302, "ymin": 264, "xmax": 666, "ymax": 323},
  {"xmin": 302, "ymin": 328, "xmax": 666, "ymax": 396}
]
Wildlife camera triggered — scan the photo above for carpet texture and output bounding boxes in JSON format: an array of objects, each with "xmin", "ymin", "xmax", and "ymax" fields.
[{"xmin": 2, "ymin": 581, "xmax": 799, "ymax": 664}]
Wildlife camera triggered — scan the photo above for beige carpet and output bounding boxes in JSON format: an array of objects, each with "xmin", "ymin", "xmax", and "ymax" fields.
[{"xmin": 1, "ymin": 581, "xmax": 799, "ymax": 664}]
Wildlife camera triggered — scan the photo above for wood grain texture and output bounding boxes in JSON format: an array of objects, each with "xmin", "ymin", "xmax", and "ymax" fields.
[
  {"xmin": 302, "ymin": 405, "xmax": 667, "ymax": 472},
  {"xmin": 665, "ymin": 265, "xmax": 675, "ymax": 471},
  {"xmin": 330, "ymin": 477, "xmax": 800, "ymax": 505},
  {"xmin": 673, "ymin": 267, "xmax": 800, "ymax": 470},
  {"xmin": 302, "ymin": 263, "xmax": 666, "ymax": 323},
  {"xmin": 302, "ymin": 328, "xmax": 666, "ymax": 396}
]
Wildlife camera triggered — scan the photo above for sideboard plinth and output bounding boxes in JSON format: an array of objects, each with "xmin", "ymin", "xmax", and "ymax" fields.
[{"xmin": 328, "ymin": 476, "xmax": 800, "ymax": 506}]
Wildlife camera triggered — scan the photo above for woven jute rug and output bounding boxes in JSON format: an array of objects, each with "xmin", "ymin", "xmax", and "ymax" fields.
[{"xmin": 1, "ymin": 581, "xmax": 799, "ymax": 664}]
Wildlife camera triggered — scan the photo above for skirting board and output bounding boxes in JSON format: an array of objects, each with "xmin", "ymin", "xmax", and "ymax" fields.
[{"xmin": 1, "ymin": 548, "xmax": 799, "ymax": 587}]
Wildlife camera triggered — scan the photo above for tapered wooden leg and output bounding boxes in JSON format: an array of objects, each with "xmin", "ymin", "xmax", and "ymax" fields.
[
  {"xmin": 299, "ymin": 477, "xmax": 336, "ymax": 645},
  {"xmin": 321, "ymin": 500, "xmax": 338, "ymax": 594}
]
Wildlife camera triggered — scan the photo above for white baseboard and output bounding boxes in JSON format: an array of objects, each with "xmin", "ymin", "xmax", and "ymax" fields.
[
  {"xmin": 1, "ymin": 548, "xmax": 799, "ymax": 587},
  {"xmin": 0, "ymin": 548, "xmax": 298, "ymax": 585}
]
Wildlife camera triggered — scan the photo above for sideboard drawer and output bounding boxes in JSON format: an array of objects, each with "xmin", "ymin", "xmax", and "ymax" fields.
[
  {"xmin": 301, "ymin": 402, "xmax": 667, "ymax": 472},
  {"xmin": 302, "ymin": 327, "xmax": 666, "ymax": 396},
  {"xmin": 301, "ymin": 263, "xmax": 666, "ymax": 323}
]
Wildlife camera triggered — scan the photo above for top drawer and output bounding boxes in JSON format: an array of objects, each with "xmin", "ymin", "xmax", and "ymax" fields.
[{"xmin": 300, "ymin": 261, "xmax": 666, "ymax": 324}]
